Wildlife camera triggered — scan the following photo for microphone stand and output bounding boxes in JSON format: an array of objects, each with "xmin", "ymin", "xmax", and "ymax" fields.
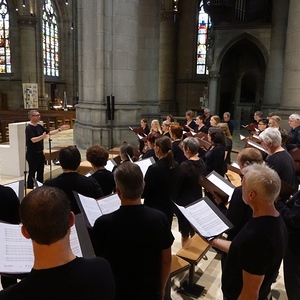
[
  {"xmin": 24, "ymin": 121, "xmax": 28, "ymax": 196},
  {"xmin": 48, "ymin": 135, "xmax": 53, "ymax": 180}
]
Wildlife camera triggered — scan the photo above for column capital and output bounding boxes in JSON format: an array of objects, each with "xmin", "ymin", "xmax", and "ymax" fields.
[
  {"xmin": 17, "ymin": 15, "xmax": 37, "ymax": 28},
  {"xmin": 209, "ymin": 71, "xmax": 219, "ymax": 79}
]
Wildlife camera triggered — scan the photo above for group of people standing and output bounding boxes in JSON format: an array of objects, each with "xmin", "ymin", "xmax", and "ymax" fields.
[{"xmin": 2, "ymin": 108, "xmax": 300, "ymax": 299}]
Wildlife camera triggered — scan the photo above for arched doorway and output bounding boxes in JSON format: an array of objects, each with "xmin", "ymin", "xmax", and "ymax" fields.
[{"xmin": 218, "ymin": 37, "xmax": 266, "ymax": 126}]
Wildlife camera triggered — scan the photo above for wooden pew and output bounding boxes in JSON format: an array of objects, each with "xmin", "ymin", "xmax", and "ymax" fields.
[
  {"xmin": 164, "ymin": 255, "xmax": 191, "ymax": 300},
  {"xmin": 175, "ymin": 234, "xmax": 210, "ymax": 297}
]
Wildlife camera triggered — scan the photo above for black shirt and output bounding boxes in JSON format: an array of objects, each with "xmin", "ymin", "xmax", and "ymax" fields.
[
  {"xmin": 26, "ymin": 124, "xmax": 49, "ymax": 152},
  {"xmin": 93, "ymin": 205, "xmax": 174, "ymax": 300}
]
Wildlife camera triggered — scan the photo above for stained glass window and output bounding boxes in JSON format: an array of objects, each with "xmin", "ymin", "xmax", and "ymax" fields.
[
  {"xmin": 196, "ymin": 1, "xmax": 209, "ymax": 75},
  {"xmin": 42, "ymin": 0, "xmax": 59, "ymax": 77},
  {"xmin": 0, "ymin": 0, "xmax": 11, "ymax": 73}
]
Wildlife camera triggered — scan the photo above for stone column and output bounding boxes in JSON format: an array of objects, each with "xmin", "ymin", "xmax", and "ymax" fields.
[
  {"xmin": 280, "ymin": 0, "xmax": 300, "ymax": 111},
  {"xmin": 17, "ymin": 13, "xmax": 37, "ymax": 90},
  {"xmin": 158, "ymin": 6, "xmax": 178, "ymax": 115},
  {"xmin": 208, "ymin": 71, "xmax": 219, "ymax": 114},
  {"xmin": 263, "ymin": 0, "xmax": 289, "ymax": 108},
  {"xmin": 75, "ymin": 0, "xmax": 141, "ymax": 149},
  {"xmin": 137, "ymin": 0, "xmax": 161, "ymax": 120}
]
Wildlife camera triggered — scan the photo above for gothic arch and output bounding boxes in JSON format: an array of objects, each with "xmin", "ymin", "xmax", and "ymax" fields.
[
  {"xmin": 215, "ymin": 32, "xmax": 269, "ymax": 73},
  {"xmin": 216, "ymin": 33, "xmax": 268, "ymax": 124}
]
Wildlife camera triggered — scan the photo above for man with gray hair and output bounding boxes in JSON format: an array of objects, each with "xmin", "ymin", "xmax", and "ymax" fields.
[
  {"xmin": 204, "ymin": 108, "xmax": 212, "ymax": 128},
  {"xmin": 92, "ymin": 162, "xmax": 174, "ymax": 300},
  {"xmin": 286, "ymin": 113, "xmax": 300, "ymax": 151},
  {"xmin": 260, "ymin": 127, "xmax": 295, "ymax": 189},
  {"xmin": 211, "ymin": 164, "xmax": 287, "ymax": 300},
  {"xmin": 223, "ymin": 111, "xmax": 234, "ymax": 135}
]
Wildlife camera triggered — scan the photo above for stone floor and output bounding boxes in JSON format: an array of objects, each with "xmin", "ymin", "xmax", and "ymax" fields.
[{"xmin": 0, "ymin": 128, "xmax": 288, "ymax": 299}]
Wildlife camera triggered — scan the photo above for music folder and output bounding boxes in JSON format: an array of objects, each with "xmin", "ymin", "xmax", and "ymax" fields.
[
  {"xmin": 0, "ymin": 213, "xmax": 93, "ymax": 274},
  {"xmin": 279, "ymin": 180, "xmax": 297, "ymax": 202},
  {"xmin": 199, "ymin": 171, "xmax": 235, "ymax": 203},
  {"xmin": 227, "ymin": 162, "xmax": 242, "ymax": 175},
  {"xmin": 134, "ymin": 157, "xmax": 155, "ymax": 177},
  {"xmin": 74, "ymin": 192, "xmax": 121, "ymax": 228},
  {"xmin": 5, "ymin": 180, "xmax": 25, "ymax": 201},
  {"xmin": 175, "ymin": 197, "xmax": 233, "ymax": 240}
]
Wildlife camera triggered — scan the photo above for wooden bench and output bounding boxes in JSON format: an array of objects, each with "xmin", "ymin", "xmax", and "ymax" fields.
[
  {"xmin": 176, "ymin": 234, "xmax": 210, "ymax": 298},
  {"xmin": 44, "ymin": 149, "xmax": 60, "ymax": 165},
  {"xmin": 164, "ymin": 255, "xmax": 191, "ymax": 300}
]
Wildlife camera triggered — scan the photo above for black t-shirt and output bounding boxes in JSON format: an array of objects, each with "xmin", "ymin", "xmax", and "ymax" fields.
[
  {"xmin": 0, "ymin": 185, "xmax": 20, "ymax": 224},
  {"xmin": 142, "ymin": 157, "xmax": 179, "ymax": 222},
  {"xmin": 204, "ymin": 144, "xmax": 226, "ymax": 176},
  {"xmin": 176, "ymin": 159, "xmax": 205, "ymax": 206},
  {"xmin": 91, "ymin": 169, "xmax": 115, "ymax": 196},
  {"xmin": 222, "ymin": 216, "xmax": 287, "ymax": 300},
  {"xmin": 265, "ymin": 150, "xmax": 296, "ymax": 187},
  {"xmin": 44, "ymin": 172, "xmax": 103, "ymax": 214},
  {"xmin": 92, "ymin": 205, "xmax": 174, "ymax": 300},
  {"xmin": 172, "ymin": 140, "xmax": 187, "ymax": 165},
  {"xmin": 0, "ymin": 257, "xmax": 115, "ymax": 300},
  {"xmin": 26, "ymin": 124, "xmax": 49, "ymax": 152}
]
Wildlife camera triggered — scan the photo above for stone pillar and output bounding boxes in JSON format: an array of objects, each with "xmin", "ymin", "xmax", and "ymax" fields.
[
  {"xmin": 208, "ymin": 71, "xmax": 219, "ymax": 114},
  {"xmin": 75, "ymin": 0, "xmax": 141, "ymax": 149},
  {"xmin": 158, "ymin": 7, "xmax": 178, "ymax": 115},
  {"xmin": 17, "ymin": 13, "xmax": 37, "ymax": 89},
  {"xmin": 138, "ymin": 0, "xmax": 161, "ymax": 120},
  {"xmin": 280, "ymin": 0, "xmax": 300, "ymax": 111},
  {"xmin": 263, "ymin": 0, "xmax": 289, "ymax": 108}
]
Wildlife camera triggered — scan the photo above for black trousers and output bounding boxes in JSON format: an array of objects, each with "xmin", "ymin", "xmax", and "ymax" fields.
[
  {"xmin": 26, "ymin": 151, "xmax": 45, "ymax": 189},
  {"xmin": 284, "ymin": 245, "xmax": 300, "ymax": 300}
]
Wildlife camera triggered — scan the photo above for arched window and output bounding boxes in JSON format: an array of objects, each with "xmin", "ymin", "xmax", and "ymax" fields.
[
  {"xmin": 196, "ymin": 1, "xmax": 209, "ymax": 75},
  {"xmin": 42, "ymin": 0, "xmax": 59, "ymax": 77},
  {"xmin": 0, "ymin": 0, "xmax": 11, "ymax": 73}
]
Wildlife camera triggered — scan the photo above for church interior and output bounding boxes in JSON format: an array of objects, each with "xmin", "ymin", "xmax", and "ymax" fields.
[{"xmin": 0, "ymin": 0, "xmax": 297, "ymax": 298}]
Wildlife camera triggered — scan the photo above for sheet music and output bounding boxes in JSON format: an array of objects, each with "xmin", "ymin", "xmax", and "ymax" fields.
[
  {"xmin": 97, "ymin": 194, "xmax": 121, "ymax": 216},
  {"xmin": 175, "ymin": 201, "xmax": 230, "ymax": 239},
  {"xmin": 0, "ymin": 222, "xmax": 83, "ymax": 274},
  {"xmin": 240, "ymin": 134, "xmax": 246, "ymax": 140},
  {"xmin": 134, "ymin": 157, "xmax": 154, "ymax": 177},
  {"xmin": 5, "ymin": 181, "xmax": 20, "ymax": 198},
  {"xmin": 252, "ymin": 134, "xmax": 260, "ymax": 139},
  {"xmin": 77, "ymin": 194, "xmax": 103, "ymax": 227},
  {"xmin": 70, "ymin": 225, "xmax": 82, "ymax": 257},
  {"xmin": 36, "ymin": 181, "xmax": 43, "ymax": 187},
  {"xmin": 254, "ymin": 127, "xmax": 260, "ymax": 132},
  {"xmin": 105, "ymin": 159, "xmax": 116, "ymax": 172},
  {"xmin": 207, "ymin": 173, "xmax": 234, "ymax": 200},
  {"xmin": 0, "ymin": 223, "xmax": 33, "ymax": 273},
  {"xmin": 191, "ymin": 131, "xmax": 197, "ymax": 136}
]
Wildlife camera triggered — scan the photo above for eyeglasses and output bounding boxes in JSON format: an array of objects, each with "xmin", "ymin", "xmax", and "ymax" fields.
[{"xmin": 32, "ymin": 114, "xmax": 40, "ymax": 117}]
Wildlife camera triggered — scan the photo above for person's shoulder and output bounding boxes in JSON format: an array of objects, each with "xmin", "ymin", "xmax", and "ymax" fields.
[{"xmin": 75, "ymin": 256, "xmax": 111, "ymax": 271}]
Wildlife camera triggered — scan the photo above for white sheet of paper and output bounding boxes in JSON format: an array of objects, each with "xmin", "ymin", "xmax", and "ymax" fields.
[
  {"xmin": 77, "ymin": 194, "xmax": 103, "ymax": 227},
  {"xmin": 231, "ymin": 162, "xmax": 240, "ymax": 169},
  {"xmin": 0, "ymin": 223, "xmax": 33, "ymax": 273},
  {"xmin": 134, "ymin": 158, "xmax": 154, "ymax": 177},
  {"xmin": 207, "ymin": 173, "xmax": 234, "ymax": 199},
  {"xmin": 240, "ymin": 134, "xmax": 246, "ymax": 140},
  {"xmin": 175, "ymin": 201, "xmax": 229, "ymax": 239},
  {"xmin": 70, "ymin": 225, "xmax": 82, "ymax": 257},
  {"xmin": 0, "ymin": 223, "xmax": 82, "ymax": 274},
  {"xmin": 105, "ymin": 159, "xmax": 116, "ymax": 172},
  {"xmin": 97, "ymin": 194, "xmax": 121, "ymax": 216}
]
